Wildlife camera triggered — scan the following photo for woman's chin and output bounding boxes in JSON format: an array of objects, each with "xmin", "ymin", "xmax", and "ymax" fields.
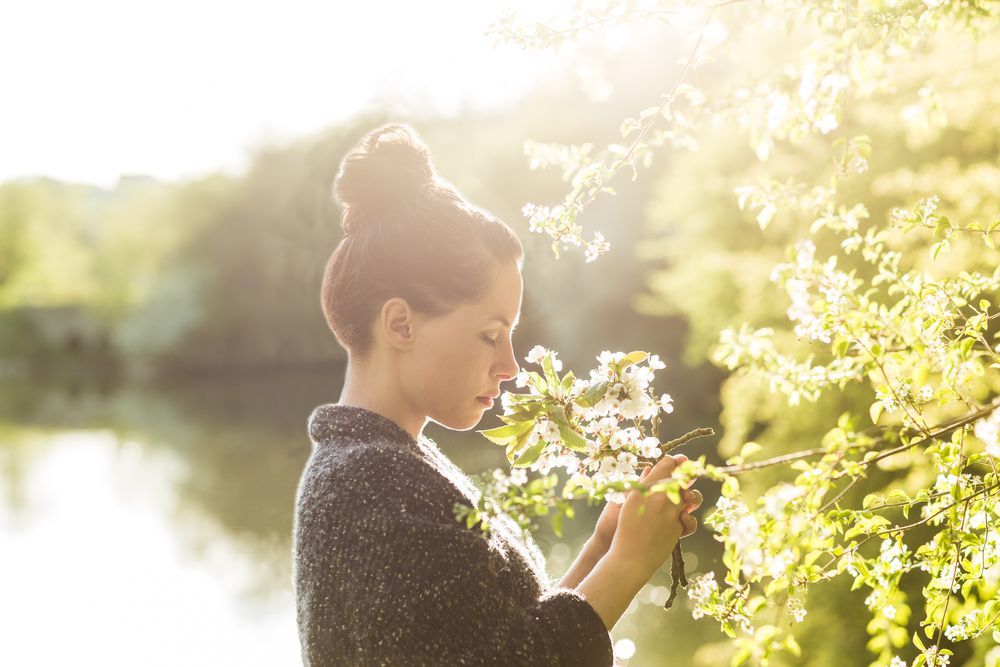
[{"xmin": 433, "ymin": 407, "xmax": 486, "ymax": 432}]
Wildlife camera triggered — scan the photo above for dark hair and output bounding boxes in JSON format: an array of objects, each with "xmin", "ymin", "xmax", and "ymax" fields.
[{"xmin": 322, "ymin": 123, "xmax": 524, "ymax": 359}]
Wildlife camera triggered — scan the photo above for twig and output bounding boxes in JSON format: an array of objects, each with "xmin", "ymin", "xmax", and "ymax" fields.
[
  {"xmin": 664, "ymin": 543, "xmax": 689, "ymax": 610},
  {"xmin": 662, "ymin": 427, "xmax": 716, "ymax": 454}
]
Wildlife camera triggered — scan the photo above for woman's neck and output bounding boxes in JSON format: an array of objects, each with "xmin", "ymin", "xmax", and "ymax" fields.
[{"xmin": 338, "ymin": 357, "xmax": 426, "ymax": 442}]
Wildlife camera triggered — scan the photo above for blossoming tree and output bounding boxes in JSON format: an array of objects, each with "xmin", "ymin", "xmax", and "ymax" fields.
[{"xmin": 453, "ymin": 1, "xmax": 1000, "ymax": 666}]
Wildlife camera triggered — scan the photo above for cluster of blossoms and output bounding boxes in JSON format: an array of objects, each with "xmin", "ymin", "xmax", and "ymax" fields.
[
  {"xmin": 874, "ymin": 379, "xmax": 935, "ymax": 413},
  {"xmin": 714, "ymin": 323, "xmax": 863, "ymax": 406},
  {"xmin": 966, "ymin": 512, "xmax": 1000, "ymax": 587},
  {"xmin": 496, "ymin": 345, "xmax": 677, "ymax": 504},
  {"xmin": 876, "ymin": 539, "xmax": 913, "ymax": 585},
  {"xmin": 686, "ymin": 571, "xmax": 754, "ymax": 635},
  {"xmin": 769, "ymin": 239, "xmax": 861, "ymax": 344},
  {"xmin": 687, "ymin": 571, "xmax": 719, "ymax": 620},
  {"xmin": 919, "ymin": 473, "xmax": 975, "ymax": 525},
  {"xmin": 888, "ymin": 195, "xmax": 941, "ymax": 229},
  {"xmin": 974, "ymin": 408, "xmax": 1000, "ymax": 457},
  {"xmin": 889, "ymin": 652, "xmax": 955, "ymax": 667},
  {"xmin": 851, "ymin": 538, "xmax": 915, "ymax": 605},
  {"xmin": 705, "ymin": 483, "xmax": 814, "ymax": 582},
  {"xmin": 460, "ymin": 343, "xmax": 715, "ymax": 549},
  {"xmin": 921, "ymin": 646, "xmax": 952, "ymax": 667},
  {"xmin": 785, "ymin": 596, "xmax": 807, "ymax": 624},
  {"xmin": 520, "ymin": 203, "xmax": 611, "ymax": 263},
  {"xmin": 943, "ymin": 608, "xmax": 986, "ymax": 642}
]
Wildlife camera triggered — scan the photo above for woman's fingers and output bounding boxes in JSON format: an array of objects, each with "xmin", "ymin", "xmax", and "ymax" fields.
[
  {"xmin": 682, "ymin": 488, "xmax": 703, "ymax": 510},
  {"xmin": 646, "ymin": 454, "xmax": 678, "ymax": 482},
  {"xmin": 679, "ymin": 512, "xmax": 698, "ymax": 538}
]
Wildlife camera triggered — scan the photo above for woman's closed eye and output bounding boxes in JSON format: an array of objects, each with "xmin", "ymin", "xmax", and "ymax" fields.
[{"xmin": 481, "ymin": 334, "xmax": 497, "ymax": 348}]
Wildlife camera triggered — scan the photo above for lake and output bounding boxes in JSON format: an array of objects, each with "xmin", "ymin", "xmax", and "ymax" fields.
[{"xmin": 0, "ymin": 368, "xmax": 724, "ymax": 666}]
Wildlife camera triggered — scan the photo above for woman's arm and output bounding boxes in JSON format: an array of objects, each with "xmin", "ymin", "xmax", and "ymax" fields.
[
  {"xmin": 557, "ymin": 491, "xmax": 624, "ymax": 589},
  {"xmin": 556, "ymin": 536, "xmax": 610, "ymax": 590},
  {"xmin": 296, "ymin": 444, "xmax": 615, "ymax": 667},
  {"xmin": 575, "ymin": 548, "xmax": 654, "ymax": 632}
]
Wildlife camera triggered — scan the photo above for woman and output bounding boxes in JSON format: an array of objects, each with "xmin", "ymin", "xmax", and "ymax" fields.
[{"xmin": 293, "ymin": 123, "xmax": 703, "ymax": 666}]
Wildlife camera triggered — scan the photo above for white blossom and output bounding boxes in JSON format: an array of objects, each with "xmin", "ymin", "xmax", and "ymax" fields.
[
  {"xmin": 688, "ymin": 571, "xmax": 719, "ymax": 618},
  {"xmin": 638, "ymin": 436, "xmax": 662, "ymax": 459},
  {"xmin": 786, "ymin": 596, "xmax": 807, "ymax": 623},
  {"xmin": 974, "ymin": 409, "xmax": 1000, "ymax": 458},
  {"xmin": 525, "ymin": 345, "xmax": 549, "ymax": 365},
  {"xmin": 509, "ymin": 467, "xmax": 528, "ymax": 486}
]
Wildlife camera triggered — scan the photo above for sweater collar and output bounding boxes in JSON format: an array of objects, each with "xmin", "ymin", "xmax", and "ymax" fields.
[{"xmin": 308, "ymin": 403, "xmax": 421, "ymax": 450}]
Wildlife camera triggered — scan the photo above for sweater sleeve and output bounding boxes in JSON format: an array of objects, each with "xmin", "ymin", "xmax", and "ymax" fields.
[{"xmin": 339, "ymin": 505, "xmax": 614, "ymax": 666}]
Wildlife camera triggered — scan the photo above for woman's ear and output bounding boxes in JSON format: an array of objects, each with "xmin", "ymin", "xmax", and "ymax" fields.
[{"xmin": 380, "ymin": 297, "xmax": 417, "ymax": 350}]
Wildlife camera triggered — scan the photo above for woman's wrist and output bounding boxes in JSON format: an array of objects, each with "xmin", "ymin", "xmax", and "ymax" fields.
[
  {"xmin": 557, "ymin": 535, "xmax": 610, "ymax": 589},
  {"xmin": 604, "ymin": 539, "xmax": 661, "ymax": 579},
  {"xmin": 576, "ymin": 547, "xmax": 654, "ymax": 631},
  {"xmin": 587, "ymin": 532, "xmax": 613, "ymax": 555}
]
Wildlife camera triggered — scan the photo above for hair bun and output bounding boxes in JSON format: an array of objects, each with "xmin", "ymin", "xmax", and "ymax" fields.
[{"xmin": 334, "ymin": 123, "xmax": 435, "ymax": 233}]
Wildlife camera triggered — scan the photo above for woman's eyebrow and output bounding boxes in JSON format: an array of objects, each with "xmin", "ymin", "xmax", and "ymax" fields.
[{"xmin": 488, "ymin": 315, "xmax": 520, "ymax": 329}]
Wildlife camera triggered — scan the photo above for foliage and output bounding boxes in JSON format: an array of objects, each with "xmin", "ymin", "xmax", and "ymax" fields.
[{"xmin": 475, "ymin": 1, "xmax": 1000, "ymax": 665}]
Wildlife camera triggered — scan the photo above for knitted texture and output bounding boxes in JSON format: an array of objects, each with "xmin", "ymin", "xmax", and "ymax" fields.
[{"xmin": 293, "ymin": 403, "xmax": 614, "ymax": 666}]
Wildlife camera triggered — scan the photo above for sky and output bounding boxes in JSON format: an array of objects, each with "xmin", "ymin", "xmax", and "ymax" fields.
[{"xmin": 1, "ymin": 1, "xmax": 576, "ymax": 189}]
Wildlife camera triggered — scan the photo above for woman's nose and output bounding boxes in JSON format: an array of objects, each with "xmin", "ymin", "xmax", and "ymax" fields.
[{"xmin": 497, "ymin": 343, "xmax": 519, "ymax": 381}]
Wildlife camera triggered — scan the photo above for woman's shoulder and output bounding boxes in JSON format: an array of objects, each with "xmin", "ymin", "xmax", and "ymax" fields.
[{"xmin": 297, "ymin": 404, "xmax": 468, "ymax": 525}]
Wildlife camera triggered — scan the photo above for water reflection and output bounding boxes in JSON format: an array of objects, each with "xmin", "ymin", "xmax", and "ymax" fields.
[
  {"xmin": 0, "ymin": 370, "xmax": 724, "ymax": 666},
  {"xmin": 0, "ymin": 431, "xmax": 298, "ymax": 665}
]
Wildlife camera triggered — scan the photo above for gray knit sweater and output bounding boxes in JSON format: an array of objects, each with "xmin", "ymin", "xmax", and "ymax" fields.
[{"xmin": 293, "ymin": 403, "xmax": 614, "ymax": 666}]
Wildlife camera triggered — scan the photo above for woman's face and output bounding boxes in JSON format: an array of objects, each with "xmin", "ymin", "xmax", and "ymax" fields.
[{"xmin": 402, "ymin": 260, "xmax": 523, "ymax": 431}]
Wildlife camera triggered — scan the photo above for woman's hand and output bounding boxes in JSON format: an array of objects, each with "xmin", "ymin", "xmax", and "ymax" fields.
[
  {"xmin": 591, "ymin": 454, "xmax": 694, "ymax": 551},
  {"xmin": 592, "ymin": 494, "xmax": 623, "ymax": 551}
]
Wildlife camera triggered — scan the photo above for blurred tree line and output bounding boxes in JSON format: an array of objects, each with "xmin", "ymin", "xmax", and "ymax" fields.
[{"xmin": 0, "ymin": 36, "xmax": 710, "ymax": 410}]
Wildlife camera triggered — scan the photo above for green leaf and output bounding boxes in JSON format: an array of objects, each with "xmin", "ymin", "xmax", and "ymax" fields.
[
  {"xmin": 618, "ymin": 351, "xmax": 648, "ymax": 370},
  {"xmin": 477, "ymin": 420, "xmax": 535, "ymax": 445},
  {"xmin": 730, "ymin": 646, "xmax": 752, "ymax": 667},
  {"xmin": 933, "ymin": 217, "xmax": 951, "ymax": 237},
  {"xmin": 548, "ymin": 404, "xmax": 571, "ymax": 427},
  {"xmin": 959, "ymin": 337, "xmax": 975, "ymax": 357},
  {"xmin": 505, "ymin": 427, "xmax": 539, "ymax": 463},
  {"xmin": 541, "ymin": 354, "xmax": 560, "ymax": 394},
  {"xmin": 870, "ymin": 401, "xmax": 884, "ymax": 424},
  {"xmin": 575, "ymin": 381, "xmax": 609, "ymax": 408},
  {"xmin": 754, "ymin": 625, "xmax": 779, "ymax": 644},
  {"xmin": 551, "ymin": 510, "xmax": 564, "ymax": 538},
  {"xmin": 527, "ymin": 371, "xmax": 548, "ymax": 395},
  {"xmin": 783, "ymin": 634, "xmax": 801, "ymax": 658},
  {"xmin": 558, "ymin": 424, "xmax": 589, "ymax": 452},
  {"xmin": 560, "ymin": 370, "xmax": 576, "ymax": 396},
  {"xmin": 512, "ymin": 440, "xmax": 546, "ymax": 468},
  {"xmin": 930, "ymin": 239, "xmax": 949, "ymax": 261},
  {"xmin": 885, "ymin": 488, "xmax": 910, "ymax": 504}
]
